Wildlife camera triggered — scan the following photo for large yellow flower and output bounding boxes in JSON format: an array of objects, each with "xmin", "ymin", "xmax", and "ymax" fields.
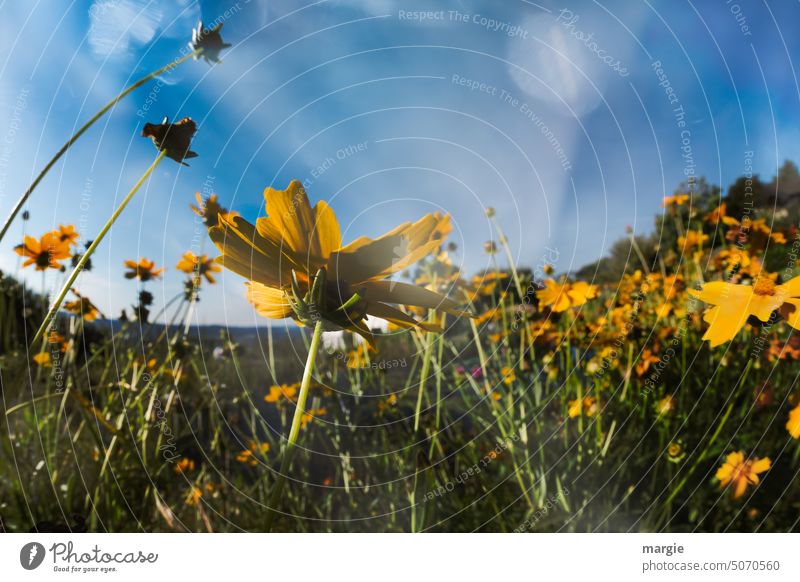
[
  {"xmin": 689, "ymin": 276, "xmax": 800, "ymax": 347},
  {"xmin": 209, "ymin": 180, "xmax": 465, "ymax": 342}
]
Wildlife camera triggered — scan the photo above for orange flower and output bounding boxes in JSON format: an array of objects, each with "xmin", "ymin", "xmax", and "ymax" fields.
[
  {"xmin": 64, "ymin": 289, "xmax": 101, "ymax": 321},
  {"xmin": 15, "ymin": 232, "xmax": 72, "ymax": 270},
  {"xmin": 32, "ymin": 352, "xmax": 51, "ymax": 367},
  {"xmin": 124, "ymin": 258, "xmax": 164, "ymax": 282},
  {"xmin": 236, "ymin": 441, "xmax": 269, "ymax": 466},
  {"xmin": 786, "ymin": 404, "xmax": 800, "ymax": 439},
  {"xmin": 174, "ymin": 458, "xmax": 195, "ymax": 474},
  {"xmin": 678, "ymin": 230, "xmax": 708, "ymax": 250},
  {"xmin": 300, "ymin": 407, "xmax": 327, "ymax": 430},
  {"xmin": 568, "ymin": 396, "xmax": 597, "ymax": 418},
  {"xmin": 58, "ymin": 224, "xmax": 80, "ymax": 245},
  {"xmin": 264, "ymin": 383, "xmax": 299, "ymax": 404},
  {"xmin": 176, "ymin": 251, "xmax": 221, "ymax": 284},
  {"xmin": 500, "ymin": 366, "xmax": 516, "ymax": 385},
  {"xmin": 662, "ymin": 193, "xmax": 690, "ymax": 207},
  {"xmin": 716, "ymin": 451, "xmax": 771, "ymax": 499},
  {"xmin": 190, "ymin": 193, "xmax": 238, "ymax": 227},
  {"xmin": 537, "ymin": 279, "xmax": 597, "ymax": 312},
  {"xmin": 635, "ymin": 349, "xmax": 661, "ymax": 377},
  {"xmin": 705, "ymin": 203, "xmax": 728, "ymax": 224}
]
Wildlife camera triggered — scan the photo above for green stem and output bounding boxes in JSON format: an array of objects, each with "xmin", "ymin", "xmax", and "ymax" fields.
[
  {"xmin": 492, "ymin": 217, "xmax": 525, "ymax": 299},
  {"xmin": 265, "ymin": 320, "xmax": 324, "ymax": 532},
  {"xmin": 0, "ymin": 50, "xmax": 199, "ymax": 245},
  {"xmin": 413, "ymin": 325, "xmax": 434, "ymax": 433},
  {"xmin": 32, "ymin": 151, "xmax": 167, "ymax": 345}
]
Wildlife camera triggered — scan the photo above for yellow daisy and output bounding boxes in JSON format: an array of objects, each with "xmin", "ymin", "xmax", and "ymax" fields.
[
  {"xmin": 209, "ymin": 180, "xmax": 466, "ymax": 343},
  {"xmin": 689, "ymin": 276, "xmax": 800, "ymax": 346}
]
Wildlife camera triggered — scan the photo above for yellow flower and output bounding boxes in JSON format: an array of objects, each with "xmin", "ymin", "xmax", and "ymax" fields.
[
  {"xmin": 378, "ymin": 393, "xmax": 398, "ymax": 412},
  {"xmin": 176, "ymin": 251, "xmax": 222, "ymax": 284},
  {"xmin": 636, "ymin": 349, "xmax": 661, "ymax": 377},
  {"xmin": 264, "ymin": 383, "xmax": 299, "ymax": 404},
  {"xmin": 500, "ymin": 366, "xmax": 516, "ymax": 385},
  {"xmin": 236, "ymin": 441, "xmax": 269, "ymax": 466},
  {"xmin": 190, "ymin": 192, "xmax": 238, "ymax": 227},
  {"xmin": 678, "ymin": 230, "xmax": 708, "ymax": 250},
  {"xmin": 568, "ymin": 396, "xmax": 597, "ymax": 418},
  {"xmin": 655, "ymin": 303, "xmax": 672, "ymax": 320},
  {"xmin": 58, "ymin": 224, "xmax": 80, "ymax": 245},
  {"xmin": 15, "ymin": 232, "xmax": 72, "ymax": 270},
  {"xmin": 716, "ymin": 451, "xmax": 771, "ymax": 499},
  {"xmin": 537, "ymin": 279, "xmax": 597, "ymax": 312},
  {"xmin": 655, "ymin": 395, "xmax": 675, "ymax": 416},
  {"xmin": 662, "ymin": 193, "xmax": 690, "ymax": 207},
  {"xmin": 346, "ymin": 344, "xmax": 370, "ymax": 368},
  {"xmin": 47, "ymin": 331, "xmax": 69, "ymax": 352},
  {"xmin": 208, "ymin": 181, "xmax": 465, "ymax": 343},
  {"xmin": 124, "ymin": 258, "xmax": 164, "ymax": 282},
  {"xmin": 33, "ymin": 352, "xmax": 51, "ymax": 367},
  {"xmin": 186, "ymin": 486, "xmax": 203, "ymax": 506},
  {"xmin": 705, "ymin": 203, "xmax": 727, "ymax": 224},
  {"xmin": 786, "ymin": 404, "xmax": 800, "ymax": 439},
  {"xmin": 300, "ymin": 407, "xmax": 327, "ymax": 430},
  {"xmin": 64, "ymin": 288, "xmax": 101, "ymax": 322},
  {"xmin": 174, "ymin": 458, "xmax": 195, "ymax": 474},
  {"xmin": 689, "ymin": 275, "xmax": 800, "ymax": 346},
  {"xmin": 474, "ymin": 307, "xmax": 500, "ymax": 325}
]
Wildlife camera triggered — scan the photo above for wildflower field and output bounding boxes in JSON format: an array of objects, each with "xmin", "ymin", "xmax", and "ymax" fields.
[
  {"xmin": 4, "ymin": 158, "xmax": 800, "ymax": 533},
  {"xmin": 2, "ymin": 5, "xmax": 800, "ymax": 535}
]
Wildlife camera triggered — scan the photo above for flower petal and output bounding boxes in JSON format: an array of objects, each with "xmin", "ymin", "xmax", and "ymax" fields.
[
  {"xmin": 365, "ymin": 301, "xmax": 443, "ymax": 332},
  {"xmin": 246, "ymin": 282, "xmax": 292, "ymax": 319},
  {"xmin": 359, "ymin": 280, "xmax": 466, "ymax": 315},
  {"xmin": 256, "ymin": 180, "xmax": 329, "ymax": 263}
]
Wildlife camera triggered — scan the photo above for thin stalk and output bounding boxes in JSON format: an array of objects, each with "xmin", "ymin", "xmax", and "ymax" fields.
[
  {"xmin": 413, "ymin": 323, "xmax": 434, "ymax": 433},
  {"xmin": 32, "ymin": 151, "xmax": 167, "ymax": 345},
  {"xmin": 491, "ymin": 217, "xmax": 525, "ymax": 299},
  {"xmin": 0, "ymin": 51, "xmax": 200, "ymax": 244},
  {"xmin": 265, "ymin": 320, "xmax": 324, "ymax": 532}
]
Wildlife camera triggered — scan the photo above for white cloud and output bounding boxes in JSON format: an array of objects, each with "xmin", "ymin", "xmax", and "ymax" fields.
[
  {"xmin": 506, "ymin": 14, "xmax": 608, "ymax": 118},
  {"xmin": 87, "ymin": 0, "xmax": 199, "ymax": 60}
]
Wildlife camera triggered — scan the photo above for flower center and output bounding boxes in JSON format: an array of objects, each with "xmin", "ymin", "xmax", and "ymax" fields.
[{"xmin": 753, "ymin": 278, "xmax": 776, "ymax": 296}]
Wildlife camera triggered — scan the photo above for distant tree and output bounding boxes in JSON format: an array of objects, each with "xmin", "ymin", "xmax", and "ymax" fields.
[
  {"xmin": 575, "ymin": 233, "xmax": 657, "ymax": 283},
  {"xmin": 725, "ymin": 174, "xmax": 767, "ymax": 218},
  {"xmin": 770, "ymin": 160, "xmax": 800, "ymax": 205}
]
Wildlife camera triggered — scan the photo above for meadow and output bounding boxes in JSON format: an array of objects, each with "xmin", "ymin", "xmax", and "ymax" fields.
[{"xmin": 2, "ymin": 163, "xmax": 800, "ymax": 533}]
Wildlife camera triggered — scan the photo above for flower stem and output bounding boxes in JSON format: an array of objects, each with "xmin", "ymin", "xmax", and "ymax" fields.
[
  {"xmin": 491, "ymin": 217, "xmax": 525, "ymax": 299},
  {"xmin": 32, "ymin": 151, "xmax": 167, "ymax": 346},
  {"xmin": 265, "ymin": 319, "xmax": 324, "ymax": 532},
  {"xmin": 0, "ymin": 50, "xmax": 199, "ymax": 245}
]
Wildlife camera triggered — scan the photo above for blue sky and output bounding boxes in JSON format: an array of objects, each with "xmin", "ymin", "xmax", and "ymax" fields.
[{"xmin": 0, "ymin": 0, "xmax": 799, "ymax": 326}]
